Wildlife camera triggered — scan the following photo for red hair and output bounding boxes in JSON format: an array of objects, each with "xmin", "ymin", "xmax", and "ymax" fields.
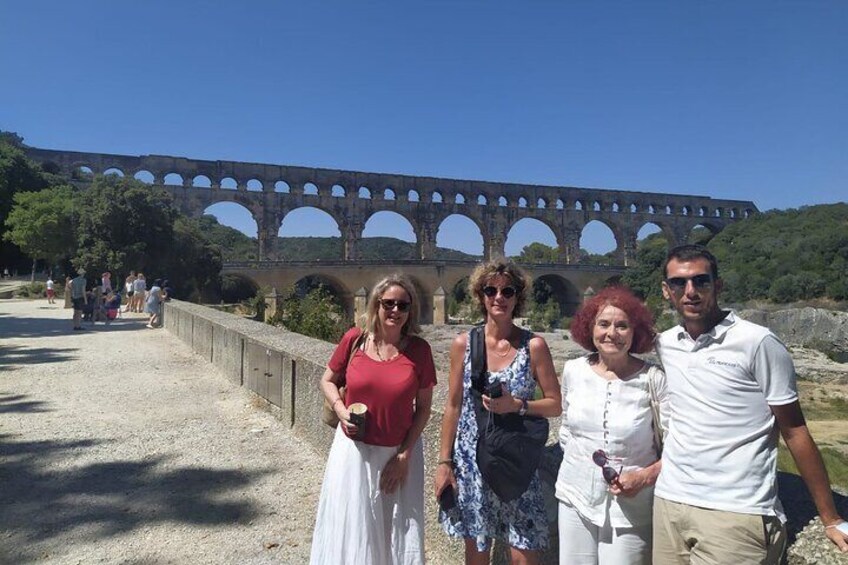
[{"xmin": 569, "ymin": 286, "xmax": 656, "ymax": 354}]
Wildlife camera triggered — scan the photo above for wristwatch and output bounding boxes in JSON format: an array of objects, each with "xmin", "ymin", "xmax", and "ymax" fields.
[{"xmin": 518, "ymin": 398, "xmax": 529, "ymax": 416}]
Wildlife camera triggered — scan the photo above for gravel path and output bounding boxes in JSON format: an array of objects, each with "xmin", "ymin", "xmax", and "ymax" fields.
[{"xmin": 0, "ymin": 299, "xmax": 325, "ymax": 564}]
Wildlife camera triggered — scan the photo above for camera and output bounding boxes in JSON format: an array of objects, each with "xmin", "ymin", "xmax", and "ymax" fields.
[{"xmin": 485, "ymin": 381, "xmax": 503, "ymax": 399}]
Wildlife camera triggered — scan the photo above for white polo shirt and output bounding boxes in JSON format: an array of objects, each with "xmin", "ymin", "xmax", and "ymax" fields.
[{"xmin": 655, "ymin": 311, "xmax": 798, "ymax": 521}]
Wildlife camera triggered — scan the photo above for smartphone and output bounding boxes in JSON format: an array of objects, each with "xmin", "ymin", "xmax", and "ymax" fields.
[
  {"xmin": 438, "ymin": 485, "xmax": 457, "ymax": 511},
  {"xmin": 486, "ymin": 381, "xmax": 503, "ymax": 399}
]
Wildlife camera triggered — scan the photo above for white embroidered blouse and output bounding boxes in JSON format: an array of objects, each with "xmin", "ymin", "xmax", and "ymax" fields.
[{"xmin": 555, "ymin": 355, "xmax": 669, "ymax": 528}]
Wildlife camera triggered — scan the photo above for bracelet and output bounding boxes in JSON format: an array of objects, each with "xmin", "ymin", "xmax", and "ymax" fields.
[{"xmin": 437, "ymin": 459, "xmax": 454, "ymax": 468}]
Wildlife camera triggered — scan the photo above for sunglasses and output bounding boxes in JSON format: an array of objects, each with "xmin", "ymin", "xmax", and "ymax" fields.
[
  {"xmin": 482, "ymin": 286, "xmax": 517, "ymax": 299},
  {"xmin": 379, "ymin": 299, "xmax": 411, "ymax": 312},
  {"xmin": 665, "ymin": 274, "xmax": 713, "ymax": 292},
  {"xmin": 592, "ymin": 449, "xmax": 622, "ymax": 486}
]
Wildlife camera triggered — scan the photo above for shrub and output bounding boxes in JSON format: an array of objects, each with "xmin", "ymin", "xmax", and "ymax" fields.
[
  {"xmin": 267, "ymin": 284, "xmax": 349, "ymax": 343},
  {"xmin": 13, "ymin": 282, "xmax": 46, "ymax": 298}
]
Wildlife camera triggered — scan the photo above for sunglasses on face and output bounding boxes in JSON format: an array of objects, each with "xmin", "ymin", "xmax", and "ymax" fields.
[
  {"xmin": 665, "ymin": 274, "xmax": 713, "ymax": 292},
  {"xmin": 379, "ymin": 299, "xmax": 411, "ymax": 312},
  {"xmin": 482, "ymin": 285, "xmax": 516, "ymax": 299},
  {"xmin": 592, "ymin": 449, "xmax": 622, "ymax": 486}
]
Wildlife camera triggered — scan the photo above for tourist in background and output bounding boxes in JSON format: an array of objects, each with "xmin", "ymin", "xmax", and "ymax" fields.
[
  {"xmin": 654, "ymin": 244, "xmax": 848, "ymax": 562},
  {"xmin": 556, "ymin": 286, "xmax": 667, "ymax": 565},
  {"xmin": 132, "ymin": 273, "xmax": 146, "ymax": 312},
  {"xmin": 46, "ymin": 276, "xmax": 55, "ymax": 304},
  {"xmin": 124, "ymin": 272, "xmax": 136, "ymax": 312},
  {"xmin": 69, "ymin": 269, "xmax": 87, "ymax": 330},
  {"xmin": 101, "ymin": 271, "xmax": 112, "ymax": 295},
  {"xmin": 436, "ymin": 259, "xmax": 561, "ymax": 565},
  {"xmin": 311, "ymin": 274, "xmax": 436, "ymax": 565},
  {"xmin": 145, "ymin": 279, "xmax": 163, "ymax": 328}
]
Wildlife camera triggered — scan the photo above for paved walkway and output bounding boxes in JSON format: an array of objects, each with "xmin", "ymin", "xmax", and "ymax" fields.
[{"xmin": 0, "ymin": 299, "xmax": 325, "ymax": 564}]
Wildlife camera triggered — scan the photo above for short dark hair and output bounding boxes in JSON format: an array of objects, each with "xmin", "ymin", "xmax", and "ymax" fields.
[
  {"xmin": 663, "ymin": 244, "xmax": 719, "ymax": 279},
  {"xmin": 569, "ymin": 286, "xmax": 656, "ymax": 354}
]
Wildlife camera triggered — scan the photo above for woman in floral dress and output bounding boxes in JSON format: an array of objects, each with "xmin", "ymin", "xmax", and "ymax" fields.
[{"xmin": 435, "ymin": 259, "xmax": 562, "ymax": 564}]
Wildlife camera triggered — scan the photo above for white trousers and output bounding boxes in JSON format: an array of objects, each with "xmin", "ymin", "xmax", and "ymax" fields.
[
  {"xmin": 310, "ymin": 426, "xmax": 425, "ymax": 565},
  {"xmin": 558, "ymin": 501, "xmax": 652, "ymax": 565}
]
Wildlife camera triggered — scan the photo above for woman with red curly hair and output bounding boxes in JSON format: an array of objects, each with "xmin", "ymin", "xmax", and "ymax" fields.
[{"xmin": 555, "ymin": 286, "xmax": 669, "ymax": 565}]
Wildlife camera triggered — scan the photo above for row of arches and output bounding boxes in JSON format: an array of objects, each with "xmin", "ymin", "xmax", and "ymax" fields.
[
  {"xmin": 73, "ymin": 164, "xmax": 754, "ymax": 220},
  {"xmin": 204, "ymin": 202, "xmax": 717, "ymax": 260}
]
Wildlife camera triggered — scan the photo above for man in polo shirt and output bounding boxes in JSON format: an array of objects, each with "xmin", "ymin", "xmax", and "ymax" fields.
[
  {"xmin": 653, "ymin": 244, "xmax": 847, "ymax": 563},
  {"xmin": 70, "ymin": 268, "xmax": 88, "ymax": 331}
]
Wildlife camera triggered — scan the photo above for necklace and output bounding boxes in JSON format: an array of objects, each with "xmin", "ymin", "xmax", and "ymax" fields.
[
  {"xmin": 494, "ymin": 338, "xmax": 512, "ymax": 358},
  {"xmin": 372, "ymin": 336, "xmax": 404, "ymax": 362}
]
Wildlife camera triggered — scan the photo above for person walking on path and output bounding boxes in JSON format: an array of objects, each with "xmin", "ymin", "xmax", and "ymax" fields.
[
  {"xmin": 69, "ymin": 269, "xmax": 87, "ymax": 331},
  {"xmin": 46, "ymin": 276, "xmax": 55, "ymax": 304},
  {"xmin": 653, "ymin": 244, "xmax": 848, "ymax": 563},
  {"xmin": 145, "ymin": 279, "xmax": 163, "ymax": 328},
  {"xmin": 132, "ymin": 273, "xmax": 146, "ymax": 313}
]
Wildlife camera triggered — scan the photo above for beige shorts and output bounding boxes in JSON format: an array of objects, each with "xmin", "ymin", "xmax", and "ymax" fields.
[{"xmin": 653, "ymin": 496, "xmax": 786, "ymax": 565}]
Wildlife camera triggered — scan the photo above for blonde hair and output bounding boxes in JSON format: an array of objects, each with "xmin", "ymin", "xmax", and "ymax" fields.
[
  {"xmin": 363, "ymin": 274, "xmax": 421, "ymax": 337},
  {"xmin": 468, "ymin": 258, "xmax": 531, "ymax": 319}
]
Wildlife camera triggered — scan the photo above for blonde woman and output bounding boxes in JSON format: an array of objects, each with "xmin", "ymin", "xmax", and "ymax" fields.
[{"xmin": 311, "ymin": 274, "xmax": 436, "ymax": 565}]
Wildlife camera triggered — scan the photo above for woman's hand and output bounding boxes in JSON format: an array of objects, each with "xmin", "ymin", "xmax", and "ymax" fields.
[
  {"xmin": 380, "ymin": 452, "xmax": 410, "ymax": 494},
  {"xmin": 482, "ymin": 386, "xmax": 520, "ymax": 415},
  {"xmin": 608, "ymin": 467, "xmax": 653, "ymax": 497},
  {"xmin": 434, "ymin": 461, "xmax": 457, "ymax": 499}
]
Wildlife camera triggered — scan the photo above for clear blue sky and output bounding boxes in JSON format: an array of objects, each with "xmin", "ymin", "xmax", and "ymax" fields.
[{"xmin": 2, "ymin": 1, "xmax": 845, "ymax": 255}]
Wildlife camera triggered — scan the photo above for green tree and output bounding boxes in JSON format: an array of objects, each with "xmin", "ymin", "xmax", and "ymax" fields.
[
  {"xmin": 165, "ymin": 216, "xmax": 224, "ymax": 302},
  {"xmin": 74, "ymin": 175, "xmax": 179, "ymax": 275},
  {"xmin": 269, "ymin": 284, "xmax": 349, "ymax": 342},
  {"xmin": 3, "ymin": 185, "xmax": 76, "ymax": 280},
  {"xmin": 516, "ymin": 242, "xmax": 559, "ymax": 263}
]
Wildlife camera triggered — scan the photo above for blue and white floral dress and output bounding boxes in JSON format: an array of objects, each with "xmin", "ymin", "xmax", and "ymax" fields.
[{"xmin": 439, "ymin": 329, "xmax": 549, "ymax": 552}]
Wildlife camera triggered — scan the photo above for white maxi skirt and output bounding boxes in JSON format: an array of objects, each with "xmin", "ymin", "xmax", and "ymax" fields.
[{"xmin": 309, "ymin": 425, "xmax": 425, "ymax": 565}]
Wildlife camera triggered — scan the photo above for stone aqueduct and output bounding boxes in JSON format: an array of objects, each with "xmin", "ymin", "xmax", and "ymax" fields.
[{"xmin": 25, "ymin": 147, "xmax": 757, "ymax": 322}]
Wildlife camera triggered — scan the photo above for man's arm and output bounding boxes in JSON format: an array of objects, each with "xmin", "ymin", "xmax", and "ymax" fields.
[{"xmin": 773, "ymin": 401, "xmax": 848, "ymax": 553}]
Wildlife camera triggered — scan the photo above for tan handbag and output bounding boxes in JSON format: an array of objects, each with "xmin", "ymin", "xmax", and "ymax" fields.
[{"xmin": 321, "ymin": 330, "xmax": 367, "ymax": 428}]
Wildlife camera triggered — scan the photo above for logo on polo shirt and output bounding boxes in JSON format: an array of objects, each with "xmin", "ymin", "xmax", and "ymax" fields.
[{"xmin": 706, "ymin": 356, "xmax": 740, "ymax": 369}]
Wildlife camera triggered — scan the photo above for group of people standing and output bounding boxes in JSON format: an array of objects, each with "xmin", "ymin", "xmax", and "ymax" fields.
[
  {"xmin": 310, "ymin": 244, "xmax": 848, "ymax": 565},
  {"xmin": 64, "ymin": 269, "xmax": 169, "ymax": 330}
]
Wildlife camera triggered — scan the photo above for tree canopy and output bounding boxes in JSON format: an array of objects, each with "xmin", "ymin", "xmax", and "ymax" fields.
[{"xmin": 3, "ymin": 185, "xmax": 76, "ymax": 270}]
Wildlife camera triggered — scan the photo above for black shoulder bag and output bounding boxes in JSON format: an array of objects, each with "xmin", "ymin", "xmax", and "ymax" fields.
[{"xmin": 470, "ymin": 325, "xmax": 549, "ymax": 502}]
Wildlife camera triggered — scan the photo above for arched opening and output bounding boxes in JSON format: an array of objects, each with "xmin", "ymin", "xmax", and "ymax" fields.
[
  {"xmin": 275, "ymin": 181, "xmax": 291, "ymax": 193},
  {"xmin": 699, "ymin": 206, "xmax": 707, "ymax": 217},
  {"xmin": 202, "ymin": 202, "xmax": 259, "ymax": 260},
  {"xmin": 455, "ymin": 193, "xmax": 466, "ymax": 205},
  {"xmin": 665, "ymin": 205, "xmax": 672, "ymax": 215},
  {"xmin": 134, "ymin": 170, "xmax": 154, "ymax": 184},
  {"xmin": 518, "ymin": 197, "xmax": 528, "ymax": 208},
  {"xmin": 537, "ymin": 198, "xmax": 547, "ymax": 209},
  {"xmin": 579, "ymin": 220, "xmax": 617, "ymax": 264},
  {"xmin": 635, "ymin": 222, "xmax": 670, "ymax": 264},
  {"xmin": 359, "ymin": 186, "xmax": 372, "ymax": 199},
  {"xmin": 221, "ymin": 177, "xmax": 238, "ymax": 190},
  {"xmin": 219, "ymin": 273, "xmax": 260, "ymax": 304},
  {"xmin": 575, "ymin": 200, "xmax": 584, "ymax": 211},
  {"xmin": 103, "ymin": 167, "xmax": 124, "ymax": 177},
  {"xmin": 73, "ymin": 165, "xmax": 94, "ymax": 181},
  {"xmin": 362, "ymin": 211, "xmax": 416, "ymax": 259},
  {"xmin": 288, "ymin": 274, "xmax": 353, "ymax": 325},
  {"xmin": 745, "ymin": 208, "xmax": 754, "ymax": 218},
  {"xmin": 164, "ymin": 173, "xmax": 184, "ymax": 186},
  {"xmin": 436, "ymin": 214, "xmax": 484, "ymax": 258},
  {"xmin": 612, "ymin": 202, "xmax": 620, "ymax": 212},
  {"xmin": 688, "ymin": 223, "xmax": 720, "ymax": 245},
  {"xmin": 593, "ymin": 201, "xmax": 601, "ymax": 212},
  {"xmin": 533, "ymin": 274, "xmax": 582, "ymax": 319},
  {"xmin": 432, "ymin": 191, "xmax": 443, "ymax": 204},
  {"xmin": 193, "ymin": 175, "xmax": 212, "ymax": 188},
  {"xmin": 556, "ymin": 199, "xmax": 564, "ymax": 210},
  {"xmin": 477, "ymin": 194, "xmax": 488, "ymax": 206},
  {"xmin": 630, "ymin": 203, "xmax": 637, "ymax": 213},
  {"xmin": 714, "ymin": 208, "xmax": 723, "ymax": 217},
  {"xmin": 278, "ymin": 207, "xmax": 342, "ymax": 260},
  {"xmin": 408, "ymin": 190, "xmax": 420, "ymax": 202},
  {"xmin": 498, "ymin": 196, "xmax": 508, "ymax": 207},
  {"xmin": 447, "ymin": 276, "xmax": 480, "ymax": 324},
  {"xmin": 331, "ymin": 184, "xmax": 346, "ymax": 198},
  {"xmin": 304, "ymin": 183, "xmax": 319, "ymax": 195},
  {"xmin": 247, "ymin": 179, "xmax": 263, "ymax": 192},
  {"xmin": 682, "ymin": 205, "xmax": 692, "ymax": 216},
  {"xmin": 384, "ymin": 188, "xmax": 396, "ymax": 200},
  {"xmin": 506, "ymin": 218, "xmax": 558, "ymax": 260}
]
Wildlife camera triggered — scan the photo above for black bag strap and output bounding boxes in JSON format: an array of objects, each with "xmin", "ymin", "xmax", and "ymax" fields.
[{"xmin": 469, "ymin": 325, "xmax": 487, "ymax": 393}]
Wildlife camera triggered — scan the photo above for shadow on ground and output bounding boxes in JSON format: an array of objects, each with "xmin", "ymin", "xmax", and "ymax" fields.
[
  {"xmin": 0, "ymin": 311, "xmax": 150, "ymax": 339},
  {"xmin": 0, "ymin": 344, "xmax": 79, "ymax": 372},
  {"xmin": 0, "ymin": 427, "xmax": 271, "ymax": 563},
  {"xmin": 778, "ymin": 472, "xmax": 848, "ymax": 545},
  {"xmin": 0, "ymin": 392, "xmax": 50, "ymax": 413}
]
